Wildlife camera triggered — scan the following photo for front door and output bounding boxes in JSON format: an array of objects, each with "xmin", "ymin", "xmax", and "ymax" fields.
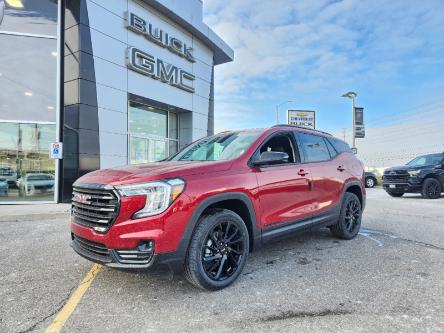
[{"xmin": 253, "ymin": 132, "xmax": 314, "ymax": 228}]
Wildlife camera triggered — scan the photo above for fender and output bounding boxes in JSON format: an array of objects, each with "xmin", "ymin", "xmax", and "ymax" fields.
[
  {"xmin": 157, "ymin": 192, "xmax": 261, "ymax": 271},
  {"xmin": 342, "ymin": 179, "xmax": 366, "ymax": 210}
]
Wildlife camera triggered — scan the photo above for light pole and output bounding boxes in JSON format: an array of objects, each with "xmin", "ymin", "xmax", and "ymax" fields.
[
  {"xmin": 341, "ymin": 91, "xmax": 357, "ymax": 149},
  {"xmin": 275, "ymin": 100, "xmax": 294, "ymax": 124}
]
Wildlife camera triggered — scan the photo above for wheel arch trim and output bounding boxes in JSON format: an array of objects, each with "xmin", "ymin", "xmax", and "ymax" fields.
[
  {"xmin": 342, "ymin": 180, "xmax": 365, "ymax": 210},
  {"xmin": 161, "ymin": 192, "xmax": 261, "ymax": 270}
]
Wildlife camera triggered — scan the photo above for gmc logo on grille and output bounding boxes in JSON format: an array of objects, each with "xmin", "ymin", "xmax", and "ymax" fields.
[{"xmin": 73, "ymin": 193, "xmax": 92, "ymax": 204}]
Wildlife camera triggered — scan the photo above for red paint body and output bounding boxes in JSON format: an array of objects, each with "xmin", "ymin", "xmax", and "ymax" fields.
[{"xmin": 71, "ymin": 127, "xmax": 365, "ymax": 261}]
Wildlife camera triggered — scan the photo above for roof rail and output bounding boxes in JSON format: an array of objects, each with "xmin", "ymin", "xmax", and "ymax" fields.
[{"xmin": 272, "ymin": 124, "xmax": 333, "ymax": 136}]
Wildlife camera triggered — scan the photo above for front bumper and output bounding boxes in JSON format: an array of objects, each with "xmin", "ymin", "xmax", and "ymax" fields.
[
  {"xmin": 383, "ymin": 182, "xmax": 422, "ymax": 193},
  {"xmin": 70, "ymin": 190, "xmax": 193, "ymax": 271},
  {"xmin": 71, "ymin": 234, "xmax": 156, "ymax": 268}
]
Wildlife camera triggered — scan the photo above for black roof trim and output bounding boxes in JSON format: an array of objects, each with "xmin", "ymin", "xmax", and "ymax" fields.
[{"xmin": 272, "ymin": 124, "xmax": 333, "ymax": 137}]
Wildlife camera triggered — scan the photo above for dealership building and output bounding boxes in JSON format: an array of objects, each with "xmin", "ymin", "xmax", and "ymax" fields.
[{"xmin": 0, "ymin": 0, "xmax": 233, "ymax": 203}]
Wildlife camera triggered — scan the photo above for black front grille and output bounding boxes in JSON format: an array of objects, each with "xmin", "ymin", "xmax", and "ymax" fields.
[
  {"xmin": 35, "ymin": 184, "xmax": 53, "ymax": 190},
  {"xmin": 72, "ymin": 235, "xmax": 112, "ymax": 262},
  {"xmin": 72, "ymin": 187, "xmax": 119, "ymax": 231},
  {"xmin": 383, "ymin": 171, "xmax": 409, "ymax": 183}
]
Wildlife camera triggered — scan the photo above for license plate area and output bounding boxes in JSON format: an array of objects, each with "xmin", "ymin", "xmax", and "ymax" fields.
[{"xmin": 389, "ymin": 184, "xmax": 396, "ymax": 189}]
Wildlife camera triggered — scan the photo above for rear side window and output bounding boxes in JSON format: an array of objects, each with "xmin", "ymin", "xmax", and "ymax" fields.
[
  {"xmin": 324, "ymin": 138, "xmax": 338, "ymax": 158},
  {"xmin": 327, "ymin": 137, "xmax": 352, "ymax": 154},
  {"xmin": 297, "ymin": 132, "xmax": 331, "ymax": 162}
]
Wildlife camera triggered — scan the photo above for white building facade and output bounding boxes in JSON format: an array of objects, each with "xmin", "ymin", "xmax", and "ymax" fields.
[{"xmin": 0, "ymin": 0, "xmax": 233, "ymax": 203}]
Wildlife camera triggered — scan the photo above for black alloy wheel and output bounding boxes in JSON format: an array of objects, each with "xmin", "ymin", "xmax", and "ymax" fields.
[
  {"xmin": 201, "ymin": 221, "xmax": 244, "ymax": 281},
  {"xmin": 330, "ymin": 192, "xmax": 362, "ymax": 239},
  {"xmin": 184, "ymin": 209, "xmax": 249, "ymax": 290},
  {"xmin": 344, "ymin": 199, "xmax": 360, "ymax": 233},
  {"xmin": 422, "ymin": 178, "xmax": 442, "ymax": 199}
]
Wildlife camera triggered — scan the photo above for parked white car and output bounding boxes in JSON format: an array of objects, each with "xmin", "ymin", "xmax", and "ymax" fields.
[{"xmin": 17, "ymin": 173, "xmax": 55, "ymax": 197}]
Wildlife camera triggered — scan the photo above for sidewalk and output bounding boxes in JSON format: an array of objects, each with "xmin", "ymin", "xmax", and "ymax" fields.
[{"xmin": 0, "ymin": 203, "xmax": 71, "ymax": 222}]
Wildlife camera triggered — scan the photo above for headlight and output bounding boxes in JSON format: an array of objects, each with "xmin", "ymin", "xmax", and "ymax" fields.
[
  {"xmin": 116, "ymin": 178, "xmax": 185, "ymax": 219},
  {"xmin": 408, "ymin": 170, "xmax": 421, "ymax": 176}
]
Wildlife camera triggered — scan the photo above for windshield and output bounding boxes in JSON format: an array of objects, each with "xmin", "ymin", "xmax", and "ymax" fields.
[
  {"xmin": 27, "ymin": 174, "xmax": 53, "ymax": 181},
  {"xmin": 406, "ymin": 154, "xmax": 443, "ymax": 167},
  {"xmin": 169, "ymin": 131, "xmax": 263, "ymax": 162}
]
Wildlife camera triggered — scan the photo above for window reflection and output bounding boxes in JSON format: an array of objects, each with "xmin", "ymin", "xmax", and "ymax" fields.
[
  {"xmin": 0, "ymin": 0, "xmax": 58, "ymax": 36},
  {"xmin": 0, "ymin": 122, "xmax": 56, "ymax": 202},
  {"xmin": 0, "ymin": 34, "xmax": 57, "ymax": 122},
  {"xmin": 129, "ymin": 104, "xmax": 168, "ymax": 138},
  {"xmin": 128, "ymin": 102, "xmax": 179, "ymax": 164}
]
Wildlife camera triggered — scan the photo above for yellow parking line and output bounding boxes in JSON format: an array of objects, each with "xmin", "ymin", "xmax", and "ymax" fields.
[{"xmin": 45, "ymin": 264, "xmax": 102, "ymax": 333}]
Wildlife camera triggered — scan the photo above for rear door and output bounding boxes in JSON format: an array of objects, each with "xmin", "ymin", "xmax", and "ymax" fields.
[
  {"xmin": 295, "ymin": 132, "xmax": 344, "ymax": 216},
  {"xmin": 253, "ymin": 132, "xmax": 314, "ymax": 228}
]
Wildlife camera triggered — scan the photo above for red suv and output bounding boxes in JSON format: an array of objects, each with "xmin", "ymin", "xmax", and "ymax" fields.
[{"xmin": 71, "ymin": 125, "xmax": 365, "ymax": 290}]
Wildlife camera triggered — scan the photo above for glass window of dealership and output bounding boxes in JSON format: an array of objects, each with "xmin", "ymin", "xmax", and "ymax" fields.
[
  {"xmin": 0, "ymin": 0, "xmax": 233, "ymax": 203},
  {"xmin": 0, "ymin": 0, "xmax": 58, "ymax": 202}
]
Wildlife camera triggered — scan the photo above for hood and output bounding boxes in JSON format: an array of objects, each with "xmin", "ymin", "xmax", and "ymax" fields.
[
  {"xmin": 384, "ymin": 165, "xmax": 432, "ymax": 173},
  {"xmin": 75, "ymin": 160, "xmax": 233, "ymax": 186}
]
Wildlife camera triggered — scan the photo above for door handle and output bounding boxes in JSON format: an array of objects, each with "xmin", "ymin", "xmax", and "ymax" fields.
[
  {"xmin": 337, "ymin": 166, "xmax": 345, "ymax": 172},
  {"xmin": 297, "ymin": 169, "xmax": 308, "ymax": 176}
]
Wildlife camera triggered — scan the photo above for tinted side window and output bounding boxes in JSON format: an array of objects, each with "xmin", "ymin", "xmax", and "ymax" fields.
[
  {"xmin": 328, "ymin": 137, "xmax": 352, "ymax": 153},
  {"xmin": 259, "ymin": 134, "xmax": 298, "ymax": 164},
  {"xmin": 298, "ymin": 133, "xmax": 331, "ymax": 162},
  {"xmin": 324, "ymin": 138, "xmax": 338, "ymax": 158}
]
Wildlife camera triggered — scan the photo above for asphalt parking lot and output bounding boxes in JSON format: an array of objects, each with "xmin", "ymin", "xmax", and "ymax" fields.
[{"xmin": 1, "ymin": 187, "xmax": 443, "ymax": 333}]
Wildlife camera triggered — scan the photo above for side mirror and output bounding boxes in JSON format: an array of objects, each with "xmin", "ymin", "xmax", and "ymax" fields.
[
  {"xmin": 253, "ymin": 151, "xmax": 289, "ymax": 167},
  {"xmin": 434, "ymin": 164, "xmax": 443, "ymax": 169}
]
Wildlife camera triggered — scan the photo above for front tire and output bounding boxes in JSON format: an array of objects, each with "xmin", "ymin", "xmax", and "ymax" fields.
[
  {"xmin": 184, "ymin": 209, "xmax": 249, "ymax": 290},
  {"xmin": 421, "ymin": 178, "xmax": 442, "ymax": 199},
  {"xmin": 330, "ymin": 192, "xmax": 362, "ymax": 240}
]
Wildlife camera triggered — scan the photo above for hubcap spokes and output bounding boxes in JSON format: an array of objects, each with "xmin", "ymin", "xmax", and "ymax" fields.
[
  {"xmin": 202, "ymin": 221, "xmax": 244, "ymax": 281},
  {"xmin": 428, "ymin": 183, "xmax": 439, "ymax": 196},
  {"xmin": 345, "ymin": 199, "xmax": 360, "ymax": 232}
]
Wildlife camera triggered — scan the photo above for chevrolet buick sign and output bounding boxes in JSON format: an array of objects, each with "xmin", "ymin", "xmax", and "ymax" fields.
[
  {"xmin": 287, "ymin": 110, "xmax": 316, "ymax": 129},
  {"xmin": 126, "ymin": 12, "xmax": 196, "ymax": 93}
]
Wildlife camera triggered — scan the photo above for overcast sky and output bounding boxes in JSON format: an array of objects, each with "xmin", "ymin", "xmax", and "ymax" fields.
[{"xmin": 203, "ymin": 0, "xmax": 444, "ymax": 158}]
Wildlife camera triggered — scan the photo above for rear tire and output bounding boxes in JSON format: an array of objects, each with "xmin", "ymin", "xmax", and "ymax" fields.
[
  {"xmin": 184, "ymin": 209, "xmax": 249, "ymax": 291},
  {"xmin": 421, "ymin": 178, "xmax": 442, "ymax": 199},
  {"xmin": 330, "ymin": 192, "xmax": 362, "ymax": 240},
  {"xmin": 387, "ymin": 191, "xmax": 404, "ymax": 197}
]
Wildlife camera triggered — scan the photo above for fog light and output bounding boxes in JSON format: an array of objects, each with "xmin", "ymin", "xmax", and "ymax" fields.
[
  {"xmin": 138, "ymin": 240, "xmax": 154, "ymax": 253},
  {"xmin": 114, "ymin": 240, "xmax": 154, "ymax": 265}
]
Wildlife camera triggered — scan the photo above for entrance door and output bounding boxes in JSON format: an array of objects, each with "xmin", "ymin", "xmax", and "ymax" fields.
[
  {"xmin": 129, "ymin": 136, "xmax": 168, "ymax": 164},
  {"xmin": 128, "ymin": 102, "xmax": 176, "ymax": 164}
]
